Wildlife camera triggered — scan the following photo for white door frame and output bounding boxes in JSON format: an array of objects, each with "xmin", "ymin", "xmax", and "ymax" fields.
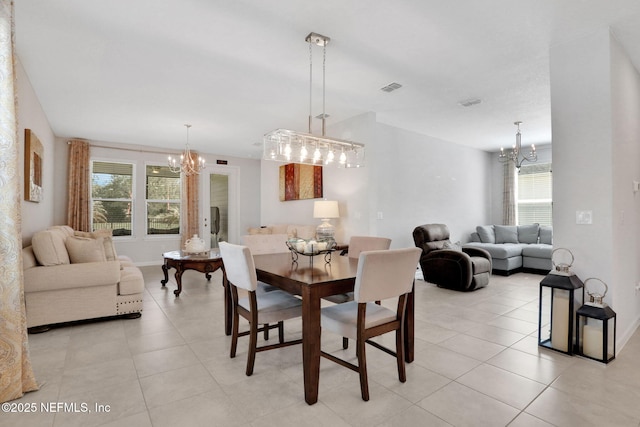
[{"xmin": 200, "ymin": 165, "xmax": 240, "ymax": 247}]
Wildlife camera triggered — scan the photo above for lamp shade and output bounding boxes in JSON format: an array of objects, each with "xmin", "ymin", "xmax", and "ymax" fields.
[{"xmin": 313, "ymin": 201, "xmax": 339, "ymax": 219}]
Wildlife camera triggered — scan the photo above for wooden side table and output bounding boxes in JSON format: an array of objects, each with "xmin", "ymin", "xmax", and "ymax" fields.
[{"xmin": 161, "ymin": 250, "xmax": 225, "ymax": 297}]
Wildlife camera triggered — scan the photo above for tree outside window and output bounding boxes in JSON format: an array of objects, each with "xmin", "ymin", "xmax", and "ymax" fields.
[
  {"xmin": 146, "ymin": 165, "xmax": 181, "ymax": 235},
  {"xmin": 91, "ymin": 161, "xmax": 134, "ymax": 236}
]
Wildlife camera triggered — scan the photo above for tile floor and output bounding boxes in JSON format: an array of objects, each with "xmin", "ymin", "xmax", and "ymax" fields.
[{"xmin": 5, "ymin": 266, "xmax": 640, "ymax": 427}]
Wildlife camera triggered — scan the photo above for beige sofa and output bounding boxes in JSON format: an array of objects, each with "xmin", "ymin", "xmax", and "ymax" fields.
[
  {"xmin": 241, "ymin": 224, "xmax": 317, "ymax": 254},
  {"xmin": 23, "ymin": 226, "xmax": 144, "ymax": 331}
]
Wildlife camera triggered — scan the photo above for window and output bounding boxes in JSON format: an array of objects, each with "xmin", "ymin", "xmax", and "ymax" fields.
[
  {"xmin": 517, "ymin": 163, "xmax": 552, "ymax": 226},
  {"xmin": 92, "ymin": 161, "xmax": 134, "ymax": 236},
  {"xmin": 146, "ymin": 165, "xmax": 181, "ymax": 235}
]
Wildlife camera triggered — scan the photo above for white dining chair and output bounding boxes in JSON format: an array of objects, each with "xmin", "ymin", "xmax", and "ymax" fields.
[
  {"xmin": 325, "ymin": 236, "xmax": 392, "ymax": 349},
  {"xmin": 324, "ymin": 236, "xmax": 391, "ymax": 304},
  {"xmin": 320, "ymin": 247, "xmax": 421, "ymax": 400},
  {"xmin": 219, "ymin": 242, "xmax": 303, "ymax": 376}
]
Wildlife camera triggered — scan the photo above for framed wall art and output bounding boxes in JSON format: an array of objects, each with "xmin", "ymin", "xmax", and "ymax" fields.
[
  {"xmin": 279, "ymin": 163, "xmax": 323, "ymax": 201},
  {"xmin": 24, "ymin": 129, "xmax": 43, "ymax": 202}
]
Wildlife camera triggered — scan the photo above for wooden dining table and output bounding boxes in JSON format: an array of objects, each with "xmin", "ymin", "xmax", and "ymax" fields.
[{"xmin": 241, "ymin": 252, "xmax": 416, "ymax": 405}]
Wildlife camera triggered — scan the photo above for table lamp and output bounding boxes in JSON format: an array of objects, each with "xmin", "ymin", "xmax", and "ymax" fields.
[{"xmin": 313, "ymin": 200, "xmax": 339, "ymax": 240}]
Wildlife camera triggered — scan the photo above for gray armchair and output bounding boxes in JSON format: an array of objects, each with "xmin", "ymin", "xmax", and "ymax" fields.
[{"xmin": 412, "ymin": 224, "xmax": 491, "ymax": 291}]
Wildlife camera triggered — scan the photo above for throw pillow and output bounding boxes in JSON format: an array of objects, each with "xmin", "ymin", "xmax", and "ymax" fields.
[
  {"xmin": 65, "ymin": 236, "xmax": 107, "ymax": 263},
  {"xmin": 443, "ymin": 241, "xmax": 463, "ymax": 252},
  {"xmin": 74, "ymin": 229, "xmax": 118, "ymax": 261},
  {"xmin": 539, "ymin": 226, "xmax": 553, "ymax": 245},
  {"xmin": 494, "ymin": 225, "xmax": 519, "ymax": 244},
  {"xmin": 476, "ymin": 225, "xmax": 495, "ymax": 243},
  {"xmin": 517, "ymin": 224, "xmax": 540, "ymax": 244},
  {"xmin": 31, "ymin": 229, "xmax": 70, "ymax": 266}
]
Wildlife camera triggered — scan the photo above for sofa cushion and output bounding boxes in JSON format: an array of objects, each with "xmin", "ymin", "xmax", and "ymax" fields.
[
  {"xmin": 517, "ymin": 224, "xmax": 540, "ymax": 244},
  {"xmin": 464, "ymin": 242, "xmax": 526, "ymax": 259},
  {"xmin": 494, "ymin": 225, "xmax": 518, "ymax": 244},
  {"xmin": 75, "ymin": 230, "xmax": 118, "ymax": 261},
  {"xmin": 288, "ymin": 224, "xmax": 316, "ymax": 240},
  {"xmin": 118, "ymin": 266, "xmax": 145, "ymax": 295},
  {"xmin": 469, "ymin": 232, "xmax": 481, "ymax": 242},
  {"xmin": 65, "ymin": 236, "xmax": 107, "ymax": 263},
  {"xmin": 31, "ymin": 229, "xmax": 70, "ymax": 266},
  {"xmin": 476, "ymin": 225, "xmax": 495, "ymax": 243},
  {"xmin": 241, "ymin": 234, "xmax": 289, "ymax": 255},
  {"xmin": 539, "ymin": 226, "xmax": 553, "ymax": 245},
  {"xmin": 247, "ymin": 227, "xmax": 272, "ymax": 235},
  {"xmin": 269, "ymin": 224, "xmax": 289, "ymax": 234},
  {"xmin": 443, "ymin": 241, "xmax": 462, "ymax": 252},
  {"xmin": 522, "ymin": 244, "xmax": 553, "ymax": 259},
  {"xmin": 47, "ymin": 225, "xmax": 75, "ymax": 237}
]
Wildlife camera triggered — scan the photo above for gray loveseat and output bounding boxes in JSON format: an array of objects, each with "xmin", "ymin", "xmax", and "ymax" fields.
[{"xmin": 463, "ymin": 224, "xmax": 552, "ymax": 275}]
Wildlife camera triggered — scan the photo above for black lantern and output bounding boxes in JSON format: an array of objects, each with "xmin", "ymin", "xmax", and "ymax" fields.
[
  {"xmin": 538, "ymin": 249, "xmax": 584, "ymax": 355},
  {"xmin": 576, "ymin": 278, "xmax": 616, "ymax": 363}
]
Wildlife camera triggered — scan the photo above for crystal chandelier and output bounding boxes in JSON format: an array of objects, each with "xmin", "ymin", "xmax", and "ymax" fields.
[
  {"xmin": 168, "ymin": 124, "xmax": 205, "ymax": 176},
  {"xmin": 498, "ymin": 121, "xmax": 537, "ymax": 169},
  {"xmin": 263, "ymin": 32, "xmax": 365, "ymax": 168}
]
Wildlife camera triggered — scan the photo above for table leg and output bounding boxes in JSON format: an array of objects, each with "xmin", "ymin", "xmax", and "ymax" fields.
[
  {"xmin": 301, "ymin": 286, "xmax": 321, "ymax": 405},
  {"xmin": 161, "ymin": 260, "xmax": 169, "ymax": 286},
  {"xmin": 173, "ymin": 267, "xmax": 184, "ymax": 296}
]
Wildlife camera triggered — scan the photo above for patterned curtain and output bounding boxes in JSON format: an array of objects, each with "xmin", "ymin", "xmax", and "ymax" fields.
[
  {"xmin": 180, "ymin": 164, "xmax": 200, "ymax": 248},
  {"xmin": 502, "ymin": 162, "xmax": 516, "ymax": 225},
  {"xmin": 0, "ymin": 0, "xmax": 39, "ymax": 402},
  {"xmin": 66, "ymin": 139, "xmax": 91, "ymax": 231}
]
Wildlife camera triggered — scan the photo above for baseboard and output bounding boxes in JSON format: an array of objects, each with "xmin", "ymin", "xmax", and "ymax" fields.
[
  {"xmin": 521, "ymin": 267, "xmax": 550, "ymax": 275},
  {"xmin": 617, "ymin": 315, "xmax": 640, "ymax": 354},
  {"xmin": 492, "ymin": 268, "xmax": 522, "ymax": 276}
]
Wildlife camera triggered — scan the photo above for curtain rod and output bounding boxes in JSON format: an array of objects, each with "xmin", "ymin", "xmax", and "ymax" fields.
[{"xmin": 67, "ymin": 140, "xmax": 177, "ymax": 156}]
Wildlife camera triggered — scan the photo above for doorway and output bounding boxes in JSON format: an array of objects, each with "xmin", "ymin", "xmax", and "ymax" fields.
[
  {"xmin": 201, "ymin": 166, "xmax": 239, "ymax": 248},
  {"xmin": 209, "ymin": 174, "xmax": 228, "ymax": 248}
]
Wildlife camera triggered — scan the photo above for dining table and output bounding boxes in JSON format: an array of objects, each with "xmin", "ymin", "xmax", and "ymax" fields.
[{"xmin": 241, "ymin": 252, "xmax": 415, "ymax": 405}]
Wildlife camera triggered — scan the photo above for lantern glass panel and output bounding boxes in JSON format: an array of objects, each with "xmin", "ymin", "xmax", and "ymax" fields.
[
  {"xmin": 550, "ymin": 289, "xmax": 571, "ymax": 352},
  {"xmin": 538, "ymin": 273, "xmax": 583, "ymax": 355},
  {"xmin": 580, "ymin": 317, "xmax": 604, "ymax": 359},
  {"xmin": 607, "ymin": 319, "xmax": 615, "ymax": 360}
]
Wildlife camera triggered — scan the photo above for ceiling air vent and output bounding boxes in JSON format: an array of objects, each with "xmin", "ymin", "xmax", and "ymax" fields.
[
  {"xmin": 380, "ymin": 82, "xmax": 402, "ymax": 93},
  {"xmin": 458, "ymin": 98, "xmax": 482, "ymax": 107}
]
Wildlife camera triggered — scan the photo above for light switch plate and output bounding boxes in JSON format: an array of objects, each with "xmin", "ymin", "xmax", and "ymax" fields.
[{"xmin": 576, "ymin": 210, "xmax": 592, "ymax": 224}]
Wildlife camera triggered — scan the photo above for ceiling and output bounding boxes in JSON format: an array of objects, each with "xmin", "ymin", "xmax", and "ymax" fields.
[{"xmin": 13, "ymin": 0, "xmax": 640, "ymax": 159}]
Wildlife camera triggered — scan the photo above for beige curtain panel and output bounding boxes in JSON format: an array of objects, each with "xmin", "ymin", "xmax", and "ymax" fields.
[
  {"xmin": 0, "ymin": 0, "xmax": 39, "ymax": 403},
  {"xmin": 67, "ymin": 139, "xmax": 91, "ymax": 232},
  {"xmin": 502, "ymin": 162, "xmax": 516, "ymax": 225},
  {"xmin": 181, "ymin": 163, "xmax": 200, "ymax": 248}
]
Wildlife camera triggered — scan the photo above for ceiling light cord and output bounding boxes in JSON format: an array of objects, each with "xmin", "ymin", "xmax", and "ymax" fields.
[
  {"xmin": 322, "ymin": 42, "xmax": 327, "ymax": 136},
  {"xmin": 309, "ymin": 40, "xmax": 313, "ymax": 134}
]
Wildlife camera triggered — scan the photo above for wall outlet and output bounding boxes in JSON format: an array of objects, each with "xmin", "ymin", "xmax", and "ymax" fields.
[
  {"xmin": 377, "ymin": 211, "xmax": 384, "ymax": 220},
  {"xmin": 576, "ymin": 210, "xmax": 592, "ymax": 224}
]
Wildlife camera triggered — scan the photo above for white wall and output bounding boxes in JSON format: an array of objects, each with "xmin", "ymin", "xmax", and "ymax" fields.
[
  {"xmin": 610, "ymin": 33, "xmax": 640, "ymax": 343},
  {"xmin": 550, "ymin": 28, "xmax": 640, "ymax": 346},
  {"xmin": 16, "ymin": 59, "xmax": 56, "ymax": 245},
  {"xmin": 260, "ymin": 112, "xmax": 493, "ymax": 248}
]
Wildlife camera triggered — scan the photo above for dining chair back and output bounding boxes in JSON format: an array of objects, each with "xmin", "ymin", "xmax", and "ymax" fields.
[
  {"xmin": 320, "ymin": 247, "xmax": 421, "ymax": 400},
  {"xmin": 346, "ymin": 236, "xmax": 392, "ymax": 258},
  {"xmin": 325, "ymin": 236, "xmax": 392, "ymax": 308},
  {"xmin": 219, "ymin": 242, "xmax": 302, "ymax": 376}
]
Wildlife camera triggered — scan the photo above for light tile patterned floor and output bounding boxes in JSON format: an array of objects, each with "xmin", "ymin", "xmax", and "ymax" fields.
[{"xmin": 5, "ymin": 267, "xmax": 640, "ymax": 427}]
